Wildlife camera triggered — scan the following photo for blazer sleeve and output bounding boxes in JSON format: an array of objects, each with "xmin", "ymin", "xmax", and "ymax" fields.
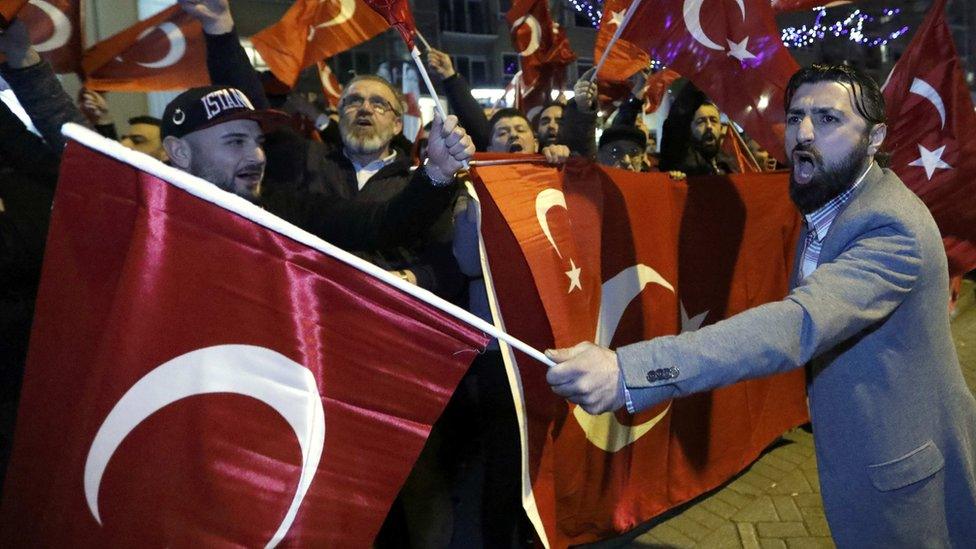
[{"xmin": 617, "ymin": 219, "xmax": 922, "ymax": 412}]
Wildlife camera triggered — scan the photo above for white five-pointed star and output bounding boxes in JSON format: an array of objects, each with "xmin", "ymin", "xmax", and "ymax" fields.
[
  {"xmin": 727, "ymin": 37, "xmax": 757, "ymax": 62},
  {"xmin": 607, "ymin": 9, "xmax": 625, "ymax": 29},
  {"xmin": 908, "ymin": 143, "xmax": 952, "ymax": 180},
  {"xmin": 565, "ymin": 259, "xmax": 582, "ymax": 293},
  {"xmin": 680, "ymin": 302, "xmax": 709, "ymax": 333}
]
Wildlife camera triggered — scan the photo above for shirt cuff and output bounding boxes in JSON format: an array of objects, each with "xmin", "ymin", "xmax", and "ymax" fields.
[{"xmin": 624, "ymin": 385, "xmax": 636, "ymax": 414}]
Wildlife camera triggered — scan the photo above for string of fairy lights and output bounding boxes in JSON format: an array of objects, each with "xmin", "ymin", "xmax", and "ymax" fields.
[{"xmin": 562, "ymin": 1, "xmax": 911, "ymax": 50}]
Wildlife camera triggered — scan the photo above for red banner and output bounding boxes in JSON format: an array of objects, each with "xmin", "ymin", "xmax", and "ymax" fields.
[
  {"xmin": 471, "ymin": 157, "xmax": 808, "ymax": 546},
  {"xmin": 0, "ymin": 0, "xmax": 28, "ymax": 27},
  {"xmin": 0, "ymin": 131, "xmax": 488, "ymax": 546},
  {"xmin": 12, "ymin": 0, "xmax": 82, "ymax": 73},
  {"xmin": 881, "ymin": 0, "xmax": 976, "ymax": 277},
  {"xmin": 316, "ymin": 60, "xmax": 343, "ymax": 109},
  {"xmin": 252, "ymin": 0, "xmax": 388, "ymax": 87},
  {"xmin": 83, "ymin": 5, "xmax": 208, "ymax": 91},
  {"xmin": 620, "ymin": 0, "xmax": 799, "ymax": 163}
]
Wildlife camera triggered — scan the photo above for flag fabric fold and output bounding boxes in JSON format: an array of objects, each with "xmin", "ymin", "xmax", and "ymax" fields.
[
  {"xmin": 620, "ymin": 0, "xmax": 799, "ymax": 163},
  {"xmin": 594, "ymin": 0, "xmax": 648, "ymax": 84},
  {"xmin": 506, "ymin": 0, "xmax": 576, "ymax": 115},
  {"xmin": 881, "ymin": 0, "xmax": 976, "ymax": 277},
  {"xmin": 0, "ymin": 125, "xmax": 488, "ymax": 546},
  {"xmin": 82, "ymin": 5, "xmax": 207, "ymax": 91},
  {"xmin": 470, "ymin": 157, "xmax": 808, "ymax": 547},
  {"xmin": 252, "ymin": 0, "xmax": 388, "ymax": 87}
]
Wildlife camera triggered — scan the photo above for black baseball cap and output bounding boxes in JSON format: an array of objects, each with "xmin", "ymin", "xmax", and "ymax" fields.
[
  {"xmin": 599, "ymin": 125, "xmax": 647, "ymax": 150},
  {"xmin": 161, "ymin": 86, "xmax": 289, "ymax": 139}
]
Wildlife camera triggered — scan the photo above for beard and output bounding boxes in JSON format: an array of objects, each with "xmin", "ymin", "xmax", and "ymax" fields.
[
  {"xmin": 789, "ymin": 136, "xmax": 869, "ymax": 214},
  {"xmin": 189, "ymin": 157, "xmax": 262, "ymax": 204},
  {"xmin": 692, "ymin": 130, "xmax": 719, "ymax": 158},
  {"xmin": 340, "ymin": 116, "xmax": 395, "ymax": 155}
]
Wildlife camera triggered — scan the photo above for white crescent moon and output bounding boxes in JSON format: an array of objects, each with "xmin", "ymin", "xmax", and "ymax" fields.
[
  {"xmin": 573, "ymin": 264, "xmax": 676, "ymax": 453},
  {"xmin": 682, "ymin": 0, "xmax": 746, "ymax": 52},
  {"xmin": 83, "ymin": 344, "xmax": 326, "ymax": 548},
  {"xmin": 511, "ymin": 14, "xmax": 541, "ymax": 57},
  {"xmin": 909, "ymin": 77, "xmax": 947, "ymax": 130},
  {"xmin": 595, "ymin": 264, "xmax": 674, "ymax": 347},
  {"xmin": 134, "ymin": 22, "xmax": 186, "ymax": 69},
  {"xmin": 319, "ymin": 65, "xmax": 341, "ymax": 97},
  {"xmin": 28, "ymin": 0, "xmax": 72, "ymax": 53},
  {"xmin": 314, "ymin": 0, "xmax": 355, "ymax": 30},
  {"xmin": 535, "ymin": 188, "xmax": 567, "ymax": 258}
]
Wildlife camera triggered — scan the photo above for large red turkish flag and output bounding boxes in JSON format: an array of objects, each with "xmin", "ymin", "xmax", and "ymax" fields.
[
  {"xmin": 881, "ymin": 0, "xmax": 976, "ymax": 277},
  {"xmin": 470, "ymin": 157, "xmax": 807, "ymax": 546},
  {"xmin": 252, "ymin": 0, "xmax": 389, "ymax": 87},
  {"xmin": 82, "ymin": 5, "xmax": 208, "ymax": 91},
  {"xmin": 0, "ymin": 126, "xmax": 488, "ymax": 546},
  {"xmin": 4, "ymin": 0, "xmax": 82, "ymax": 73},
  {"xmin": 621, "ymin": 0, "xmax": 799, "ymax": 163}
]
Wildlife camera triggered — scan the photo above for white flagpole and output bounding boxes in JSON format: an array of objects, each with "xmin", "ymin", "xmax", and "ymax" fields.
[
  {"xmin": 61, "ymin": 123, "xmax": 552, "ymax": 367},
  {"xmin": 590, "ymin": 0, "xmax": 644, "ymax": 82},
  {"xmin": 409, "ymin": 46, "xmax": 448, "ymax": 121},
  {"xmin": 414, "ymin": 28, "xmax": 433, "ymax": 52}
]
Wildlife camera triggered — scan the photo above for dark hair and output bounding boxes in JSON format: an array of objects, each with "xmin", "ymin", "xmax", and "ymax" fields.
[
  {"xmin": 784, "ymin": 64, "xmax": 886, "ymax": 126},
  {"xmin": 488, "ymin": 108, "xmax": 530, "ymax": 133},
  {"xmin": 658, "ymin": 81, "xmax": 716, "ymax": 171},
  {"xmin": 128, "ymin": 115, "xmax": 162, "ymax": 127}
]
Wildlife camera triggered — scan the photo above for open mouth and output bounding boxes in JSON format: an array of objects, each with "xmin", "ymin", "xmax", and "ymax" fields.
[
  {"xmin": 792, "ymin": 150, "xmax": 817, "ymax": 185},
  {"xmin": 508, "ymin": 142, "xmax": 524, "ymax": 153},
  {"xmin": 236, "ymin": 167, "xmax": 263, "ymax": 188}
]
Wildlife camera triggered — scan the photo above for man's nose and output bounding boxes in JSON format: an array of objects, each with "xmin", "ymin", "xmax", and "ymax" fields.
[
  {"xmin": 250, "ymin": 143, "xmax": 267, "ymax": 164},
  {"xmin": 796, "ymin": 117, "xmax": 815, "ymax": 143}
]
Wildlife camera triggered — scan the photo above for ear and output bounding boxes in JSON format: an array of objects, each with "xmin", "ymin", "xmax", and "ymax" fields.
[
  {"xmin": 867, "ymin": 123, "xmax": 887, "ymax": 156},
  {"xmin": 163, "ymin": 136, "xmax": 191, "ymax": 169},
  {"xmin": 394, "ymin": 115, "xmax": 403, "ymax": 136}
]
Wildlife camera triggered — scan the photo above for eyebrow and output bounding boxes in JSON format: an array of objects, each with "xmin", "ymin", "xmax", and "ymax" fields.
[{"xmin": 788, "ymin": 107, "xmax": 844, "ymax": 116}]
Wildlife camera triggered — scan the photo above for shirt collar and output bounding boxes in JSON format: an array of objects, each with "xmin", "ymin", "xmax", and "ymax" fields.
[
  {"xmin": 345, "ymin": 150, "xmax": 398, "ymax": 174},
  {"xmin": 803, "ymin": 162, "xmax": 872, "ymax": 242}
]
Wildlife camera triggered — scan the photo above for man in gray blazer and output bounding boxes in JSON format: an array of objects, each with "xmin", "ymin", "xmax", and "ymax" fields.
[{"xmin": 545, "ymin": 64, "xmax": 976, "ymax": 547}]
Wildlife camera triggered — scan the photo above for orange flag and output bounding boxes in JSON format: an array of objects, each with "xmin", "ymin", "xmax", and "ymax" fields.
[
  {"xmin": 3, "ymin": 0, "xmax": 83, "ymax": 74},
  {"xmin": 252, "ymin": 0, "xmax": 388, "ymax": 87},
  {"xmin": 82, "ymin": 5, "xmax": 208, "ymax": 91}
]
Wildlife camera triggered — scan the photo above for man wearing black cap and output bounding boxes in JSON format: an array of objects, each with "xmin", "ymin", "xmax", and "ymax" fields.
[
  {"xmin": 160, "ymin": 84, "xmax": 476, "ymax": 252},
  {"xmin": 597, "ymin": 126, "xmax": 646, "ymax": 172}
]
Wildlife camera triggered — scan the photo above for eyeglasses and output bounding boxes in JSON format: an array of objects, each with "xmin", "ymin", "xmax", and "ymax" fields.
[
  {"xmin": 607, "ymin": 145, "xmax": 642, "ymax": 160},
  {"xmin": 339, "ymin": 94, "xmax": 399, "ymax": 115}
]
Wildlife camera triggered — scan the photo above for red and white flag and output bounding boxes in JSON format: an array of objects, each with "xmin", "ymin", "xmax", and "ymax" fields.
[
  {"xmin": 882, "ymin": 0, "xmax": 976, "ymax": 277},
  {"xmin": 82, "ymin": 5, "xmax": 208, "ymax": 91},
  {"xmin": 506, "ymin": 0, "xmax": 575, "ymax": 111},
  {"xmin": 316, "ymin": 60, "xmax": 343, "ymax": 109},
  {"xmin": 0, "ymin": 125, "xmax": 488, "ymax": 546},
  {"xmin": 594, "ymin": 0, "xmax": 648, "ymax": 84},
  {"xmin": 2, "ymin": 0, "xmax": 82, "ymax": 73},
  {"xmin": 252, "ymin": 0, "xmax": 388, "ymax": 87},
  {"xmin": 401, "ymin": 61, "xmax": 422, "ymax": 141},
  {"xmin": 471, "ymin": 157, "xmax": 807, "ymax": 546},
  {"xmin": 621, "ymin": 0, "xmax": 799, "ymax": 163}
]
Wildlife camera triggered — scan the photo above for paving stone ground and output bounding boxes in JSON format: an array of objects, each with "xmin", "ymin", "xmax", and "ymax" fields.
[{"xmin": 586, "ymin": 278, "xmax": 976, "ymax": 548}]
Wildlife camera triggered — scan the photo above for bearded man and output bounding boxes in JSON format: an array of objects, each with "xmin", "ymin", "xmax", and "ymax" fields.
[
  {"xmin": 544, "ymin": 64, "xmax": 976, "ymax": 547},
  {"xmin": 659, "ymin": 84, "xmax": 738, "ymax": 176}
]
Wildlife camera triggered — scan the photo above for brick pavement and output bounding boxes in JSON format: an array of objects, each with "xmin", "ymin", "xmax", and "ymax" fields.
[{"xmin": 586, "ymin": 278, "xmax": 976, "ymax": 548}]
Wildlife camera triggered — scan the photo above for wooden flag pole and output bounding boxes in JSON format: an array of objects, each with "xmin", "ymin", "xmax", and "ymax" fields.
[{"xmin": 590, "ymin": 0, "xmax": 644, "ymax": 82}]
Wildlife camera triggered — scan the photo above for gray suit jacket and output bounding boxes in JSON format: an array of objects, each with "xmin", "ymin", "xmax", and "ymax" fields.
[{"xmin": 617, "ymin": 164, "xmax": 976, "ymax": 547}]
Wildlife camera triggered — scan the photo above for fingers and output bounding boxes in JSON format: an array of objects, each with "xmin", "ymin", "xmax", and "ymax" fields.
[
  {"xmin": 545, "ymin": 341, "xmax": 593, "ymax": 363},
  {"xmin": 668, "ymin": 171, "xmax": 687, "ymax": 180},
  {"xmin": 581, "ymin": 67, "xmax": 596, "ymax": 81}
]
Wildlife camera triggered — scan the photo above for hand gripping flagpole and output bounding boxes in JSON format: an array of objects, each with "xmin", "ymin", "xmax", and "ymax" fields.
[
  {"xmin": 590, "ymin": 0, "xmax": 644, "ymax": 83},
  {"xmin": 60, "ymin": 123, "xmax": 551, "ymax": 367}
]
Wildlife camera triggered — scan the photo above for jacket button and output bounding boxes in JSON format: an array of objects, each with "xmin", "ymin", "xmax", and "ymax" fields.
[
  {"xmin": 669, "ymin": 367, "xmax": 679, "ymax": 378},
  {"xmin": 646, "ymin": 371, "xmax": 657, "ymax": 382}
]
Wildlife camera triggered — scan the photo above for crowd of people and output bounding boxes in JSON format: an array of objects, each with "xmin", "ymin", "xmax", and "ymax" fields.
[{"xmin": 0, "ymin": 0, "xmax": 974, "ymax": 546}]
